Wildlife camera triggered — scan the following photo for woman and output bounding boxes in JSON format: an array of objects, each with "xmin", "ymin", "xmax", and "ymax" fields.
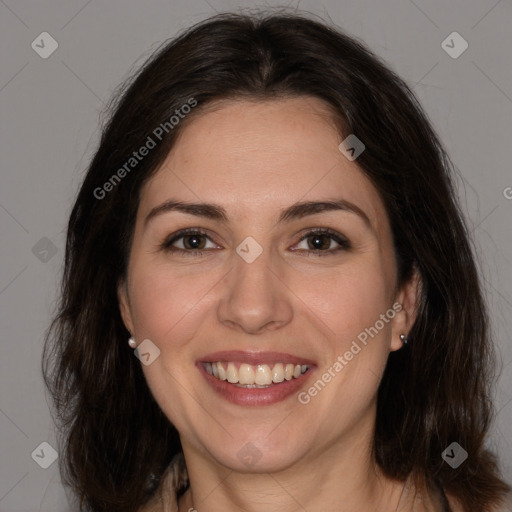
[{"xmin": 42, "ymin": 10, "xmax": 512, "ymax": 512}]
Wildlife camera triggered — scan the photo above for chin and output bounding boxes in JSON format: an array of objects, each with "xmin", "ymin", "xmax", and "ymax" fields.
[{"xmin": 206, "ymin": 433, "xmax": 310, "ymax": 474}]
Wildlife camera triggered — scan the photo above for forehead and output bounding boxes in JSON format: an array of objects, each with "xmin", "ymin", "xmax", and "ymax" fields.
[{"xmin": 138, "ymin": 97, "xmax": 387, "ymax": 232}]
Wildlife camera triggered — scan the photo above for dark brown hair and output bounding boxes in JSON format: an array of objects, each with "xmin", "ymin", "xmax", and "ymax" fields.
[{"xmin": 42, "ymin": 9, "xmax": 511, "ymax": 512}]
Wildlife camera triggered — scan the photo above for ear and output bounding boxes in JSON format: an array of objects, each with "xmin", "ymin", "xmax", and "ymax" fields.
[
  {"xmin": 389, "ymin": 266, "xmax": 422, "ymax": 352},
  {"xmin": 117, "ymin": 279, "xmax": 135, "ymax": 336}
]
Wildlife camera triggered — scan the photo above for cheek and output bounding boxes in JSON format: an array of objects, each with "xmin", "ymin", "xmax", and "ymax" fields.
[
  {"xmin": 127, "ymin": 265, "xmax": 216, "ymax": 428},
  {"xmin": 292, "ymin": 258, "xmax": 392, "ymax": 342},
  {"xmin": 293, "ymin": 255, "xmax": 395, "ymax": 412},
  {"xmin": 128, "ymin": 261, "xmax": 218, "ymax": 341}
]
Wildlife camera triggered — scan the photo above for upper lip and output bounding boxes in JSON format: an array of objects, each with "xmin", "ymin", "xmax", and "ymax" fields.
[{"xmin": 197, "ymin": 350, "xmax": 316, "ymax": 366}]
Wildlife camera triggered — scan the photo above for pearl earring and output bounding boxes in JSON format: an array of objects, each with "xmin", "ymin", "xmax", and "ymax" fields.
[
  {"xmin": 128, "ymin": 337, "xmax": 137, "ymax": 348},
  {"xmin": 400, "ymin": 334, "xmax": 408, "ymax": 345}
]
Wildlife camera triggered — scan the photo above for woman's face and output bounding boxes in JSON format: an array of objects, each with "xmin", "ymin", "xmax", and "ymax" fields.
[{"xmin": 119, "ymin": 96, "xmax": 415, "ymax": 472}]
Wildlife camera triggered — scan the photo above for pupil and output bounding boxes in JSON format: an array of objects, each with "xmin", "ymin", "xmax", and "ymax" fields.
[
  {"xmin": 310, "ymin": 235, "xmax": 328, "ymax": 250},
  {"xmin": 185, "ymin": 235, "xmax": 204, "ymax": 249}
]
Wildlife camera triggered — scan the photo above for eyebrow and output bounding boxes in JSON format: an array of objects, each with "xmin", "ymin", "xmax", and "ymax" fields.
[{"xmin": 143, "ymin": 198, "xmax": 372, "ymax": 230}]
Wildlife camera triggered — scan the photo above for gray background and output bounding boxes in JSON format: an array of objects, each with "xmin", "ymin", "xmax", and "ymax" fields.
[{"xmin": 0, "ymin": 1, "xmax": 511, "ymax": 510}]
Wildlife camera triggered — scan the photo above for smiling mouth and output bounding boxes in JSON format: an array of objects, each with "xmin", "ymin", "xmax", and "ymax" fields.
[{"xmin": 203, "ymin": 361, "xmax": 311, "ymax": 387}]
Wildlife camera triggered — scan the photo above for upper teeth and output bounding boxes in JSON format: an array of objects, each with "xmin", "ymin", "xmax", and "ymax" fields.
[{"xmin": 205, "ymin": 362, "xmax": 310, "ymax": 386}]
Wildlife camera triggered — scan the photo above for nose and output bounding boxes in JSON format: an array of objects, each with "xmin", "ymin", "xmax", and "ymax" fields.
[{"xmin": 217, "ymin": 245, "xmax": 294, "ymax": 335}]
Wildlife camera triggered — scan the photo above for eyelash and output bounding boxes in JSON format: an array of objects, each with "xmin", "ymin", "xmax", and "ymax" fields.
[{"xmin": 160, "ymin": 227, "xmax": 351, "ymax": 258}]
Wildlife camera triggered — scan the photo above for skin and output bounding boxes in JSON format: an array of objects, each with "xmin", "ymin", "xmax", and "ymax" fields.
[{"xmin": 118, "ymin": 96, "xmax": 423, "ymax": 511}]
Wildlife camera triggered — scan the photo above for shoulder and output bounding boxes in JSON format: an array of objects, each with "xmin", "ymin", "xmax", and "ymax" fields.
[
  {"xmin": 445, "ymin": 490, "xmax": 512, "ymax": 512},
  {"xmin": 138, "ymin": 452, "xmax": 188, "ymax": 512},
  {"xmin": 445, "ymin": 495, "xmax": 464, "ymax": 512},
  {"xmin": 489, "ymin": 493, "xmax": 512, "ymax": 512}
]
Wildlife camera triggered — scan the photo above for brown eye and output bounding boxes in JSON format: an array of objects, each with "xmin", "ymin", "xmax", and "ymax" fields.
[
  {"xmin": 293, "ymin": 229, "xmax": 351, "ymax": 256},
  {"xmin": 161, "ymin": 229, "xmax": 218, "ymax": 256},
  {"xmin": 181, "ymin": 233, "xmax": 207, "ymax": 250},
  {"xmin": 306, "ymin": 233, "xmax": 332, "ymax": 250}
]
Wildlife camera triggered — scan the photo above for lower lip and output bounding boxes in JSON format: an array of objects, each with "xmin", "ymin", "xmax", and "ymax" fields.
[{"xmin": 197, "ymin": 363, "xmax": 315, "ymax": 406}]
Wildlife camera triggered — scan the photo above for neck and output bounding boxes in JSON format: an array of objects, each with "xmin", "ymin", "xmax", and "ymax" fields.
[{"xmin": 177, "ymin": 413, "xmax": 407, "ymax": 512}]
